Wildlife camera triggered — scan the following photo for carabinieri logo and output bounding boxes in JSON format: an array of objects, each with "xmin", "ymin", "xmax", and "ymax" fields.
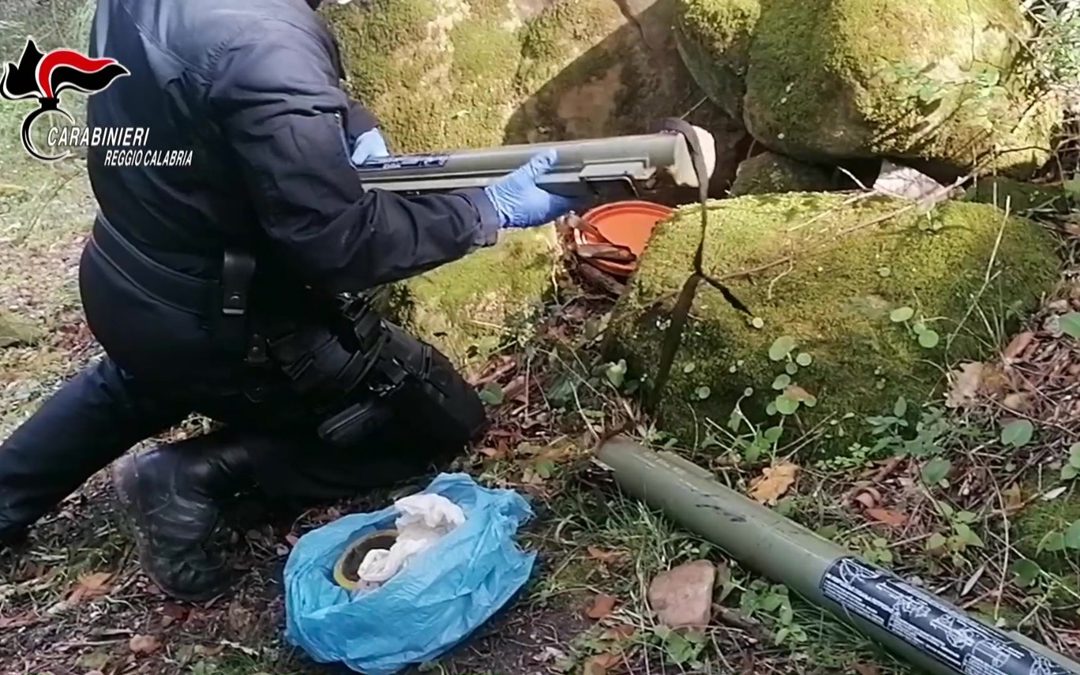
[{"xmin": 1, "ymin": 37, "xmax": 129, "ymax": 161}]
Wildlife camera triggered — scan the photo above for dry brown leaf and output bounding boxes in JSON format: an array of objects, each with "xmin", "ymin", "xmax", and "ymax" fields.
[
  {"xmin": 586, "ymin": 594, "xmax": 618, "ymax": 620},
  {"xmin": 587, "ymin": 546, "xmax": 627, "ymax": 565},
  {"xmin": 854, "ymin": 492, "xmax": 877, "ymax": 509},
  {"xmin": 783, "ymin": 385, "xmax": 814, "ymax": 402},
  {"xmin": 1003, "ymin": 331, "xmax": 1035, "ymax": 362},
  {"xmin": 68, "ymin": 572, "xmax": 113, "ymax": 604},
  {"xmin": 128, "ymin": 634, "xmax": 161, "ymax": 655},
  {"xmin": 1004, "ymin": 484, "xmax": 1024, "ymax": 511},
  {"xmin": 866, "ymin": 508, "xmax": 908, "ymax": 528},
  {"xmin": 1002, "ymin": 393, "xmax": 1030, "ymax": 414},
  {"xmin": 853, "ymin": 664, "xmax": 881, "ymax": 675},
  {"xmin": 946, "ymin": 362, "xmax": 983, "ymax": 409},
  {"xmin": 749, "ymin": 462, "xmax": 799, "ymax": 505},
  {"xmin": 584, "ymin": 653, "xmax": 622, "ymax": 675}
]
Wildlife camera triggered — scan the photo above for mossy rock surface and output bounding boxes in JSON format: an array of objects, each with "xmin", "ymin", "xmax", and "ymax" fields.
[
  {"xmin": 675, "ymin": 0, "xmax": 1060, "ymax": 179},
  {"xmin": 607, "ymin": 194, "xmax": 1058, "ymax": 452},
  {"xmin": 0, "ymin": 311, "xmax": 42, "ymax": 348},
  {"xmin": 729, "ymin": 152, "xmax": 836, "ymax": 196},
  {"xmin": 381, "ymin": 227, "xmax": 559, "ymax": 375},
  {"xmin": 327, "ymin": 0, "xmax": 728, "ymax": 153},
  {"xmin": 963, "ymin": 177, "xmax": 1075, "ymax": 215},
  {"xmin": 673, "ymin": 0, "xmax": 758, "ymax": 120}
]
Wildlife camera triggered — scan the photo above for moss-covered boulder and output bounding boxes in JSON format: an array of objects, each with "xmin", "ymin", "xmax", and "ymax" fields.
[
  {"xmin": 673, "ymin": 0, "xmax": 758, "ymax": 120},
  {"xmin": 728, "ymin": 152, "xmax": 836, "ymax": 196},
  {"xmin": 326, "ymin": 0, "xmax": 729, "ymax": 152},
  {"xmin": 0, "ymin": 311, "xmax": 42, "ymax": 348},
  {"xmin": 606, "ymin": 194, "xmax": 1058, "ymax": 452},
  {"xmin": 675, "ymin": 0, "xmax": 1060, "ymax": 179},
  {"xmin": 382, "ymin": 227, "xmax": 559, "ymax": 376}
]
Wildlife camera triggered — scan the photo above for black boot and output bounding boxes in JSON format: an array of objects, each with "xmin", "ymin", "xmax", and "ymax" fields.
[
  {"xmin": 0, "ymin": 358, "xmax": 187, "ymax": 541},
  {"xmin": 111, "ymin": 432, "xmax": 254, "ymax": 602}
]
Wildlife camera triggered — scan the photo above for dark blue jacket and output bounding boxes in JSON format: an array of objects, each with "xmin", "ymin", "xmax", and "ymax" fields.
[
  {"xmin": 86, "ymin": 0, "xmax": 499, "ymax": 295},
  {"xmin": 78, "ymin": 0, "xmax": 500, "ymax": 388}
]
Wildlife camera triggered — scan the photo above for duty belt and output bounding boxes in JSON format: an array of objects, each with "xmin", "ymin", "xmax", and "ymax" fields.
[{"xmin": 90, "ymin": 214, "xmax": 258, "ymax": 358}]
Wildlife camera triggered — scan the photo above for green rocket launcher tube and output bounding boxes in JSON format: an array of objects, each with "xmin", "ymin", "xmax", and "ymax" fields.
[
  {"xmin": 597, "ymin": 437, "xmax": 1080, "ymax": 675},
  {"xmin": 354, "ymin": 120, "xmax": 716, "ymax": 196}
]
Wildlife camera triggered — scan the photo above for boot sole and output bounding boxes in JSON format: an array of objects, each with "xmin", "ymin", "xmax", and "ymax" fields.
[{"xmin": 111, "ymin": 454, "xmax": 224, "ymax": 604}]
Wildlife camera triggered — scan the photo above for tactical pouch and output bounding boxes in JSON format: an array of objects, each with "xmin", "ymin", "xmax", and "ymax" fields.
[{"xmin": 266, "ymin": 296, "xmax": 487, "ymax": 451}]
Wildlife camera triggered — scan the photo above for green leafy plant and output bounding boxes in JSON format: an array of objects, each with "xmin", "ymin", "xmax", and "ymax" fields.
[
  {"xmin": 651, "ymin": 626, "xmax": 707, "ymax": 667},
  {"xmin": 739, "ymin": 581, "xmax": 807, "ymax": 646},
  {"xmin": 1037, "ymin": 519, "xmax": 1080, "ymax": 555},
  {"xmin": 921, "ymin": 457, "xmax": 952, "ymax": 486},
  {"xmin": 1024, "ymin": 0, "xmax": 1080, "ymax": 94},
  {"xmin": 479, "ymin": 383, "xmax": 505, "ymax": 406},
  {"xmin": 604, "ymin": 359, "xmax": 627, "ymax": 389},
  {"xmin": 890, "ymin": 306, "xmax": 940, "ymax": 349},
  {"xmin": 1011, "ymin": 558, "xmax": 1042, "ymax": 589},
  {"xmin": 926, "ymin": 501, "xmax": 983, "ymax": 566},
  {"xmin": 1000, "ymin": 419, "xmax": 1035, "ymax": 448},
  {"xmin": 1060, "ymin": 312, "xmax": 1080, "ymax": 340},
  {"xmin": 866, "ymin": 400, "xmax": 952, "ymax": 459},
  {"xmin": 764, "ymin": 337, "xmax": 817, "ymax": 418},
  {"xmin": 1061, "ymin": 443, "xmax": 1080, "ymax": 480},
  {"xmin": 860, "ymin": 536, "xmax": 895, "ymax": 566}
]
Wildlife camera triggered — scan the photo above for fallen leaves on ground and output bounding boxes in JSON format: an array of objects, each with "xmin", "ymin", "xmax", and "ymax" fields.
[
  {"xmin": 865, "ymin": 508, "xmax": 908, "ymax": 528},
  {"xmin": 1003, "ymin": 331, "xmax": 1035, "ymax": 362},
  {"xmin": 128, "ymin": 634, "xmax": 161, "ymax": 655},
  {"xmin": 853, "ymin": 487, "xmax": 882, "ymax": 509},
  {"xmin": 583, "ymin": 653, "xmax": 622, "ymax": 675},
  {"xmin": 749, "ymin": 462, "xmax": 799, "ymax": 505},
  {"xmin": 586, "ymin": 594, "xmax": 618, "ymax": 620},
  {"xmin": 1004, "ymin": 484, "xmax": 1025, "ymax": 511},
  {"xmin": 0, "ymin": 612, "xmax": 40, "ymax": 629},
  {"xmin": 946, "ymin": 362, "xmax": 984, "ymax": 409},
  {"xmin": 68, "ymin": 571, "xmax": 112, "ymax": 604},
  {"xmin": 602, "ymin": 624, "xmax": 636, "ymax": 640},
  {"xmin": 853, "ymin": 664, "xmax": 881, "ymax": 675},
  {"xmin": 587, "ymin": 546, "xmax": 627, "ymax": 565}
]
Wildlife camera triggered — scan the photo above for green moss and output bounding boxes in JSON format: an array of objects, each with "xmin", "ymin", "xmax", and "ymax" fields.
[
  {"xmin": 673, "ymin": 0, "xmax": 760, "ymax": 119},
  {"xmin": 607, "ymin": 194, "xmax": 1058, "ymax": 453},
  {"xmin": 1013, "ymin": 491, "xmax": 1080, "ymax": 575},
  {"xmin": 729, "ymin": 152, "xmax": 837, "ymax": 196},
  {"xmin": 382, "ymin": 227, "xmax": 559, "ymax": 375},
  {"xmin": 963, "ymin": 177, "xmax": 1074, "ymax": 215},
  {"xmin": 329, "ymin": 0, "xmax": 718, "ymax": 152},
  {"xmin": 708, "ymin": 0, "xmax": 1061, "ymax": 178}
]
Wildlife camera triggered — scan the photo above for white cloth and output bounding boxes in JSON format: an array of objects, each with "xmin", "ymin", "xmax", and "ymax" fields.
[{"xmin": 356, "ymin": 494, "xmax": 466, "ymax": 586}]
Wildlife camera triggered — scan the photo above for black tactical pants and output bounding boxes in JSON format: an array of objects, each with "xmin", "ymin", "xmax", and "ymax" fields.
[
  {"xmin": 0, "ymin": 239, "xmax": 464, "ymax": 540},
  {"xmin": 0, "ymin": 355, "xmax": 456, "ymax": 540}
]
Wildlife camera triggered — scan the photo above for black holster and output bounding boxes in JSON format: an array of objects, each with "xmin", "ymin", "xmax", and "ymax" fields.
[{"xmin": 263, "ymin": 296, "xmax": 487, "ymax": 451}]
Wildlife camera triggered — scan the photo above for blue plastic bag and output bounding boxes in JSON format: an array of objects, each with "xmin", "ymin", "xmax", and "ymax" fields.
[{"xmin": 284, "ymin": 473, "xmax": 536, "ymax": 674}]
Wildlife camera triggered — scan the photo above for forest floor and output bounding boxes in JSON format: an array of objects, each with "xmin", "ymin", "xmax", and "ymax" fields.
[{"xmin": 2, "ymin": 7, "xmax": 1080, "ymax": 675}]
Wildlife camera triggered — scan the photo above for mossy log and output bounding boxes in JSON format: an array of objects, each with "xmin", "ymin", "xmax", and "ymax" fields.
[
  {"xmin": 675, "ymin": 0, "xmax": 1060, "ymax": 179},
  {"xmin": 606, "ymin": 194, "xmax": 1058, "ymax": 454},
  {"xmin": 381, "ymin": 226, "xmax": 560, "ymax": 376}
]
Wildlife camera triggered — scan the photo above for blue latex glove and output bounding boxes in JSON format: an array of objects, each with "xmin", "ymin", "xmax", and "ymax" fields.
[
  {"xmin": 351, "ymin": 127, "xmax": 390, "ymax": 165},
  {"xmin": 483, "ymin": 149, "xmax": 577, "ymax": 228}
]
